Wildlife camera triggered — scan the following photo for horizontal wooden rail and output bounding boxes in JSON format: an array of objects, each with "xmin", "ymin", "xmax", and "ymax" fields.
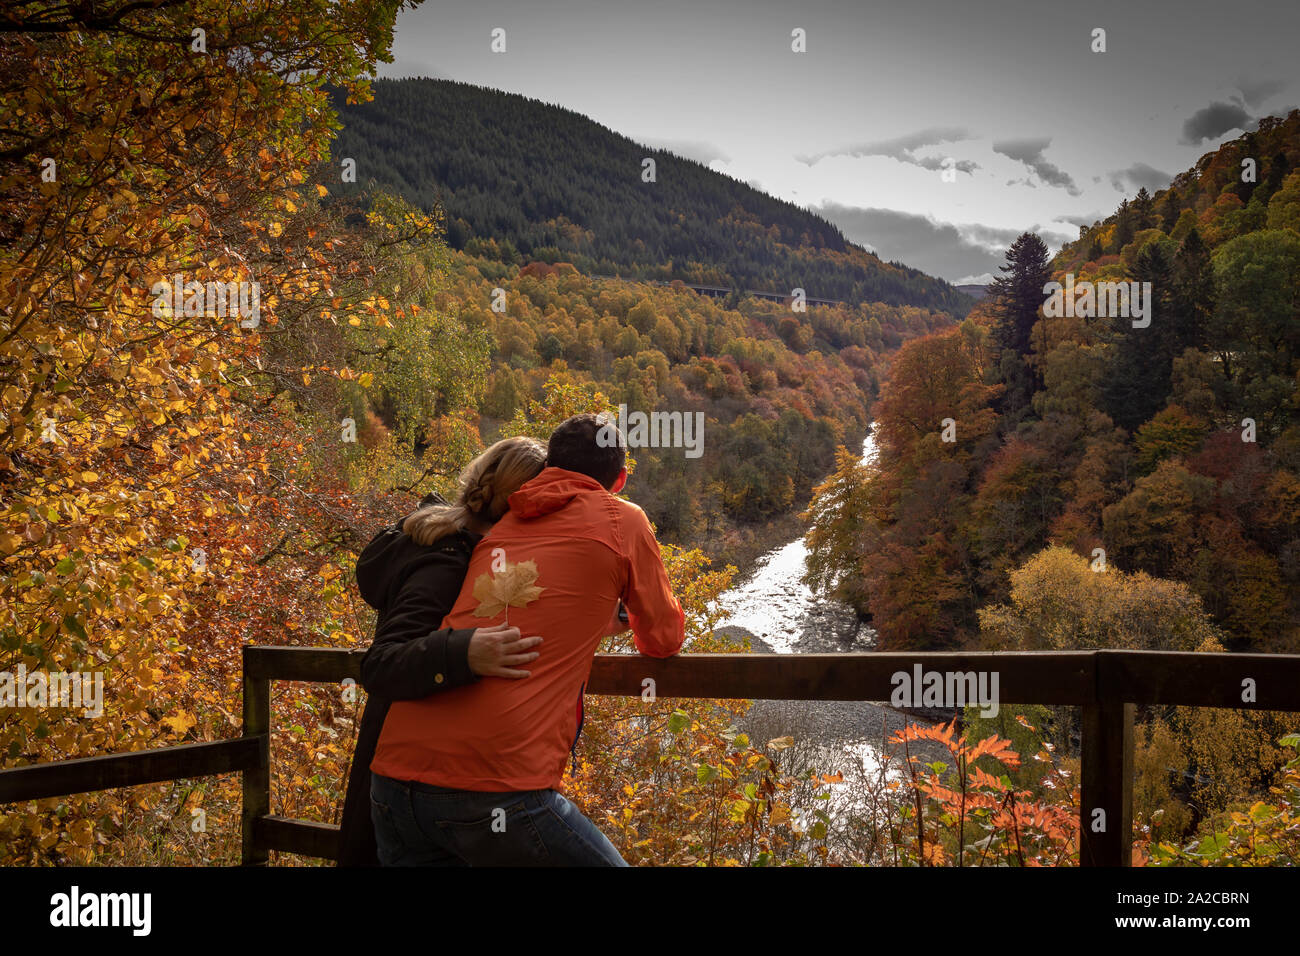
[
  {"xmin": 239, "ymin": 645, "xmax": 1300, "ymax": 709},
  {"xmin": 1098, "ymin": 649, "xmax": 1300, "ymax": 707},
  {"xmin": 254, "ymin": 815, "xmax": 341, "ymax": 860},
  {"xmin": 585, "ymin": 650, "xmax": 1098, "ymax": 703},
  {"xmin": 0, "ymin": 738, "xmax": 263, "ymax": 804}
]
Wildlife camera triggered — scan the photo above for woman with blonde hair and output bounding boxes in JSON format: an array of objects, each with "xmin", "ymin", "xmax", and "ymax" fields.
[{"xmin": 338, "ymin": 435, "xmax": 547, "ymax": 866}]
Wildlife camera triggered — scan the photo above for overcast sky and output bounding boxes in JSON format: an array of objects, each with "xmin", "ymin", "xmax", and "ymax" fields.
[{"xmin": 378, "ymin": 0, "xmax": 1300, "ymax": 284}]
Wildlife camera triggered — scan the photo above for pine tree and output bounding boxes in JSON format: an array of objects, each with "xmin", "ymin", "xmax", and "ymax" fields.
[
  {"xmin": 1134, "ymin": 188, "xmax": 1155, "ymax": 230},
  {"xmin": 988, "ymin": 232, "xmax": 1051, "ymax": 357},
  {"xmin": 1115, "ymin": 199, "xmax": 1135, "ymax": 251},
  {"xmin": 987, "ymin": 232, "xmax": 1051, "ymax": 424},
  {"xmin": 1172, "ymin": 228, "xmax": 1215, "ymax": 352},
  {"xmin": 1102, "ymin": 240, "xmax": 1177, "ymax": 430}
]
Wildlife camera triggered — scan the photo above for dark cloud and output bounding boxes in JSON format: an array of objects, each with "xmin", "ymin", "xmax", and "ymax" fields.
[
  {"xmin": 1236, "ymin": 78, "xmax": 1287, "ymax": 109},
  {"xmin": 1179, "ymin": 101, "xmax": 1254, "ymax": 144},
  {"xmin": 1061, "ymin": 212, "xmax": 1106, "ymax": 228},
  {"xmin": 797, "ymin": 127, "xmax": 978, "ymax": 174},
  {"xmin": 811, "ymin": 204, "xmax": 1071, "ymax": 284},
  {"xmin": 991, "ymin": 137, "xmax": 1080, "ymax": 196},
  {"xmin": 1108, "ymin": 162, "xmax": 1173, "ymax": 193}
]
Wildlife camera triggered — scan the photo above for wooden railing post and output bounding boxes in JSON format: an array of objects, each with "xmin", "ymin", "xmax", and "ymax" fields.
[
  {"xmin": 1080, "ymin": 652, "xmax": 1133, "ymax": 866},
  {"xmin": 242, "ymin": 646, "xmax": 271, "ymax": 866}
]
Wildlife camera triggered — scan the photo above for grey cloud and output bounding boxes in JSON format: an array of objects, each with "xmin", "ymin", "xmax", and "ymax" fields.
[
  {"xmin": 1179, "ymin": 101, "xmax": 1254, "ymax": 144},
  {"xmin": 1061, "ymin": 212, "xmax": 1105, "ymax": 229},
  {"xmin": 1236, "ymin": 78, "xmax": 1287, "ymax": 109},
  {"xmin": 797, "ymin": 127, "xmax": 978, "ymax": 174},
  {"xmin": 992, "ymin": 137, "xmax": 1081, "ymax": 196},
  {"xmin": 810, "ymin": 204, "xmax": 1070, "ymax": 284},
  {"xmin": 1108, "ymin": 162, "xmax": 1173, "ymax": 192}
]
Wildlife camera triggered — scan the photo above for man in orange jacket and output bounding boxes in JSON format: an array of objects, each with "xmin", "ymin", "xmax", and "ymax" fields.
[{"xmin": 370, "ymin": 413, "xmax": 686, "ymax": 865}]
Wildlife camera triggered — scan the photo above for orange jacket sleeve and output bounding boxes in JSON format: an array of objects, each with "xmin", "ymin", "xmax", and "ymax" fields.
[{"xmin": 623, "ymin": 508, "xmax": 686, "ymax": 658}]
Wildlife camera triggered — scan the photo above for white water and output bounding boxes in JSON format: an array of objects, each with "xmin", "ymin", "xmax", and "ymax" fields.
[{"xmin": 713, "ymin": 433, "xmax": 878, "ymax": 652}]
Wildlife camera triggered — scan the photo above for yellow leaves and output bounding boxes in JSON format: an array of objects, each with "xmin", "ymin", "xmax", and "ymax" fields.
[
  {"xmin": 0, "ymin": 532, "xmax": 20, "ymax": 555},
  {"xmin": 268, "ymin": 222, "xmax": 283, "ymax": 238},
  {"xmin": 161, "ymin": 711, "xmax": 196, "ymax": 736},
  {"xmin": 767, "ymin": 736, "xmax": 794, "ymax": 751},
  {"xmin": 315, "ymin": 184, "xmax": 328, "ymax": 197},
  {"xmin": 69, "ymin": 819, "xmax": 94, "ymax": 848},
  {"xmin": 471, "ymin": 559, "xmax": 545, "ymax": 618}
]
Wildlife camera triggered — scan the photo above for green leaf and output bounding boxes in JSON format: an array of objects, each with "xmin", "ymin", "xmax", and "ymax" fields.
[
  {"xmin": 666, "ymin": 709, "xmax": 688, "ymax": 734},
  {"xmin": 54, "ymin": 556, "xmax": 76, "ymax": 575}
]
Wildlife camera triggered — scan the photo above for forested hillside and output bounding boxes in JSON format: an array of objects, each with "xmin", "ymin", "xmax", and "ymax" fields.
[
  {"xmin": 326, "ymin": 78, "xmax": 971, "ymax": 313},
  {"xmin": 805, "ymin": 111, "xmax": 1300, "ymax": 843}
]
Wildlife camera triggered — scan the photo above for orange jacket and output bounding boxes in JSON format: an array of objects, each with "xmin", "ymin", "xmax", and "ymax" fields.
[{"xmin": 371, "ymin": 467, "xmax": 685, "ymax": 792}]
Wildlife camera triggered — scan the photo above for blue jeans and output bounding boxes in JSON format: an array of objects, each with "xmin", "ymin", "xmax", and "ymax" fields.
[{"xmin": 370, "ymin": 772, "xmax": 628, "ymax": 867}]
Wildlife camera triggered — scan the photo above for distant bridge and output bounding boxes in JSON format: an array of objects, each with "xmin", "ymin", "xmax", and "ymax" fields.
[{"xmin": 587, "ymin": 274, "xmax": 846, "ymax": 308}]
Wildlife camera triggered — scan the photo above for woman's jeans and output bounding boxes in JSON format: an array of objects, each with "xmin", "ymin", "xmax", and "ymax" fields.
[{"xmin": 370, "ymin": 772, "xmax": 628, "ymax": 866}]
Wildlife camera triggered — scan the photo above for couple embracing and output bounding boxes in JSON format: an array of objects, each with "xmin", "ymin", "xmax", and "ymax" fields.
[{"xmin": 337, "ymin": 413, "xmax": 685, "ymax": 866}]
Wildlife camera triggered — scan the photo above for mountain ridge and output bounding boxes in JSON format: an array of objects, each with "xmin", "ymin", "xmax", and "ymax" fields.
[{"xmin": 326, "ymin": 77, "xmax": 971, "ymax": 315}]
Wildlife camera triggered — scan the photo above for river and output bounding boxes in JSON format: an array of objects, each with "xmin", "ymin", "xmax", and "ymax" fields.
[
  {"xmin": 709, "ymin": 431, "xmax": 948, "ymax": 786},
  {"xmin": 713, "ymin": 433, "xmax": 878, "ymax": 655}
]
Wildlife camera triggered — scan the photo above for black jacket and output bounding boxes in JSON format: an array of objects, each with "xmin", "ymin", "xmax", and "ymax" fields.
[{"xmin": 336, "ymin": 501, "xmax": 483, "ymax": 866}]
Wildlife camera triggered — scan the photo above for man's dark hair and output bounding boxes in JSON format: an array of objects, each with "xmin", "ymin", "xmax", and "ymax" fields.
[{"xmin": 546, "ymin": 413, "xmax": 625, "ymax": 488}]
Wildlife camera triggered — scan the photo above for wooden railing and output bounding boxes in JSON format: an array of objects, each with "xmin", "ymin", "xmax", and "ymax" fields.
[{"xmin": 2, "ymin": 646, "xmax": 1299, "ymax": 866}]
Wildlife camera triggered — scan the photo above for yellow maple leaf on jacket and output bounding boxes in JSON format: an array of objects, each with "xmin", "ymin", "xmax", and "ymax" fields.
[{"xmin": 471, "ymin": 559, "xmax": 544, "ymax": 619}]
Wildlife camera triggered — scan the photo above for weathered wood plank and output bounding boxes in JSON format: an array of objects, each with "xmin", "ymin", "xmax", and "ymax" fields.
[
  {"xmin": 0, "ymin": 738, "xmax": 262, "ymax": 804},
  {"xmin": 254, "ymin": 815, "xmax": 340, "ymax": 861},
  {"xmin": 1079, "ymin": 699, "xmax": 1134, "ymax": 867},
  {"xmin": 244, "ymin": 645, "xmax": 364, "ymax": 683},
  {"xmin": 1099, "ymin": 650, "xmax": 1300, "ymax": 709},
  {"xmin": 241, "ymin": 645, "xmax": 272, "ymax": 867},
  {"xmin": 585, "ymin": 651, "xmax": 1097, "ymax": 704}
]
